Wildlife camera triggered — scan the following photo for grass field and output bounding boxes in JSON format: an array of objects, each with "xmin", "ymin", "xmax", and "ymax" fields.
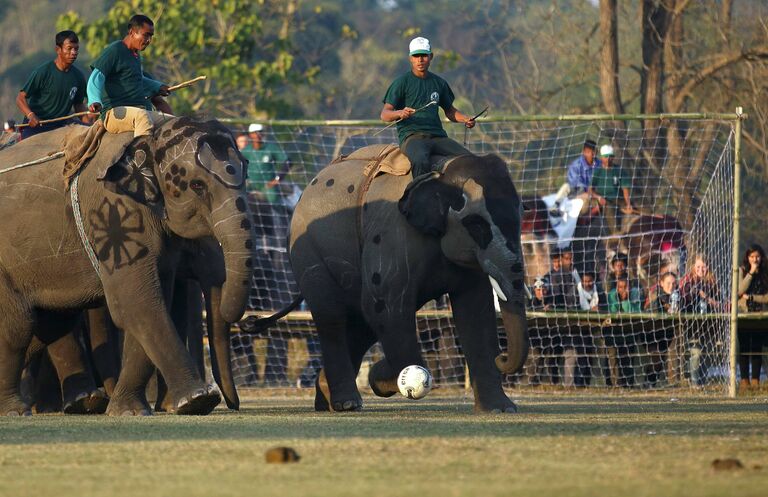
[{"xmin": 1, "ymin": 392, "xmax": 766, "ymax": 497}]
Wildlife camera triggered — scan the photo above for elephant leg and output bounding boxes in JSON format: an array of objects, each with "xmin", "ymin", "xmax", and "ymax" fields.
[
  {"xmin": 450, "ymin": 274, "xmax": 516, "ymax": 413},
  {"xmin": 366, "ymin": 309, "xmax": 424, "ymax": 399},
  {"xmin": 314, "ymin": 312, "xmax": 376, "ymax": 412},
  {"xmin": 107, "ymin": 333, "xmax": 153, "ymax": 416},
  {"xmin": 104, "ymin": 268, "xmax": 220, "ymax": 415},
  {"xmin": 47, "ymin": 328, "xmax": 108, "ymax": 415},
  {"xmin": 0, "ymin": 298, "xmax": 33, "ymax": 415},
  {"xmin": 85, "ymin": 307, "xmax": 120, "ymax": 397}
]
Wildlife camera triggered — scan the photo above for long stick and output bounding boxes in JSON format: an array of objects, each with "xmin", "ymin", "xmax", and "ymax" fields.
[
  {"xmin": 372, "ymin": 101, "xmax": 437, "ymax": 136},
  {"xmin": 463, "ymin": 106, "xmax": 489, "ymax": 146},
  {"xmin": 167, "ymin": 76, "xmax": 207, "ymax": 92},
  {"xmin": 14, "ymin": 111, "xmax": 97, "ymax": 129}
]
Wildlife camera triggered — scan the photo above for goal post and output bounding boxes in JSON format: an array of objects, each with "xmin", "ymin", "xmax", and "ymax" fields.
[{"xmin": 220, "ymin": 111, "xmax": 744, "ymax": 396}]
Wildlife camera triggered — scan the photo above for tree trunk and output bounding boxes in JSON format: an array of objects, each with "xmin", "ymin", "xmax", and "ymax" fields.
[{"xmin": 599, "ymin": 0, "xmax": 624, "ymax": 115}]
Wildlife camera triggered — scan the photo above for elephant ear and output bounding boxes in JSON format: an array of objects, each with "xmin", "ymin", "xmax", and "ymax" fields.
[
  {"xmin": 101, "ymin": 136, "xmax": 162, "ymax": 206},
  {"xmin": 398, "ymin": 172, "xmax": 465, "ymax": 237}
]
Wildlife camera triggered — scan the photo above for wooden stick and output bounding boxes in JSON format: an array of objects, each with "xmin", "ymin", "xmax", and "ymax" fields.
[
  {"xmin": 14, "ymin": 111, "xmax": 97, "ymax": 129},
  {"xmin": 167, "ymin": 76, "xmax": 207, "ymax": 92}
]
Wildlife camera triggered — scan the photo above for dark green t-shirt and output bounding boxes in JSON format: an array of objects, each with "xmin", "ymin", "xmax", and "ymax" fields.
[
  {"xmin": 591, "ymin": 164, "xmax": 631, "ymax": 199},
  {"xmin": 243, "ymin": 143, "xmax": 288, "ymax": 203},
  {"xmin": 382, "ymin": 71, "xmax": 455, "ymax": 145},
  {"xmin": 20, "ymin": 61, "xmax": 86, "ymax": 120},
  {"xmin": 90, "ymin": 40, "xmax": 148, "ymax": 113}
]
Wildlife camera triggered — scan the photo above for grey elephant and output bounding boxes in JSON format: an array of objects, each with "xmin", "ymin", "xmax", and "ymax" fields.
[
  {"xmin": 0, "ymin": 117, "xmax": 254, "ymax": 416},
  {"xmin": 287, "ymin": 145, "xmax": 529, "ymax": 413}
]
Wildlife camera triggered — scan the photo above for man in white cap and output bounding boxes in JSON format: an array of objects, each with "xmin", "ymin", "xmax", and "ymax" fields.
[
  {"xmin": 588, "ymin": 144, "xmax": 633, "ymax": 233},
  {"xmin": 242, "ymin": 123, "xmax": 290, "ymax": 203},
  {"xmin": 380, "ymin": 36, "xmax": 476, "ymax": 176}
]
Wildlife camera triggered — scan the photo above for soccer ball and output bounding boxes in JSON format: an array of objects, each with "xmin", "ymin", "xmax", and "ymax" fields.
[{"xmin": 397, "ymin": 365, "xmax": 433, "ymax": 400}]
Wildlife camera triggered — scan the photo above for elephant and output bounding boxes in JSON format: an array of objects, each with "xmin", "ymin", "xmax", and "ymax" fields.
[
  {"xmin": 287, "ymin": 145, "xmax": 529, "ymax": 413},
  {"xmin": 0, "ymin": 117, "xmax": 254, "ymax": 416}
]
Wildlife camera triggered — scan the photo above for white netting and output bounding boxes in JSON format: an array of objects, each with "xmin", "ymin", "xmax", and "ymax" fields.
[{"xmin": 219, "ymin": 118, "xmax": 735, "ymax": 393}]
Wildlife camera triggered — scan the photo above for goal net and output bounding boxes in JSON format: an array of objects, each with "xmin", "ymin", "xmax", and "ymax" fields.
[{"xmin": 219, "ymin": 116, "xmax": 737, "ymax": 395}]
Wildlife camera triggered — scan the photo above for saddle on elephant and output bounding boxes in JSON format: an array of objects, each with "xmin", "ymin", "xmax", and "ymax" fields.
[{"xmin": 61, "ymin": 122, "xmax": 133, "ymax": 187}]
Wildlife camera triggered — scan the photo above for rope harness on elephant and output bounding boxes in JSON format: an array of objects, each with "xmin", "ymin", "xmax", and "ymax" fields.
[{"xmin": 0, "ymin": 151, "xmax": 64, "ymax": 175}]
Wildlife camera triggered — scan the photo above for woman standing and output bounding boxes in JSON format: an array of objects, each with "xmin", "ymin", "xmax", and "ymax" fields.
[{"xmin": 738, "ymin": 244, "xmax": 768, "ymax": 388}]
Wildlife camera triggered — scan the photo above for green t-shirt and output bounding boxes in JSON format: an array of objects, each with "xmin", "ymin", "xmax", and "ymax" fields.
[
  {"xmin": 382, "ymin": 71, "xmax": 455, "ymax": 145},
  {"xmin": 242, "ymin": 142, "xmax": 288, "ymax": 204},
  {"xmin": 591, "ymin": 164, "xmax": 632, "ymax": 200},
  {"xmin": 20, "ymin": 61, "xmax": 86, "ymax": 120},
  {"xmin": 90, "ymin": 41, "xmax": 148, "ymax": 113}
]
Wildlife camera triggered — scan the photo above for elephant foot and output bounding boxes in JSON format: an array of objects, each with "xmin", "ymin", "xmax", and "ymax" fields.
[
  {"xmin": 368, "ymin": 360, "xmax": 398, "ymax": 398},
  {"xmin": 64, "ymin": 390, "xmax": 109, "ymax": 415},
  {"xmin": 153, "ymin": 393, "xmax": 175, "ymax": 413},
  {"xmin": 1, "ymin": 396, "xmax": 32, "ymax": 417},
  {"xmin": 331, "ymin": 396, "xmax": 362, "ymax": 412},
  {"xmin": 107, "ymin": 392, "xmax": 152, "ymax": 416},
  {"xmin": 174, "ymin": 385, "xmax": 221, "ymax": 415},
  {"xmin": 474, "ymin": 394, "xmax": 519, "ymax": 414},
  {"xmin": 314, "ymin": 370, "xmax": 362, "ymax": 412}
]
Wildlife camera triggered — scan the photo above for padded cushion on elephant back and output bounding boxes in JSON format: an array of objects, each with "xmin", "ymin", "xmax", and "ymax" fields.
[
  {"xmin": 335, "ymin": 144, "xmax": 412, "ymax": 177},
  {"xmin": 61, "ymin": 123, "xmax": 135, "ymax": 187}
]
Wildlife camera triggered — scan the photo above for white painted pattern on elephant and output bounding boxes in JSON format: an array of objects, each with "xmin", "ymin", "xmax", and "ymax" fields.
[{"xmin": 158, "ymin": 138, "xmax": 197, "ymax": 206}]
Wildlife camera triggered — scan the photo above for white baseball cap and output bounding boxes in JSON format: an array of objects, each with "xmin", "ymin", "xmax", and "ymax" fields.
[
  {"xmin": 600, "ymin": 144, "xmax": 615, "ymax": 157},
  {"xmin": 248, "ymin": 123, "xmax": 263, "ymax": 133},
  {"xmin": 409, "ymin": 37, "xmax": 432, "ymax": 56}
]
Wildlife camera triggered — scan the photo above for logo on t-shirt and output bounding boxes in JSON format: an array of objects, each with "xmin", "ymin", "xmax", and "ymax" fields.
[
  {"xmin": 430, "ymin": 92, "xmax": 439, "ymax": 103},
  {"xmin": 68, "ymin": 86, "xmax": 78, "ymax": 101}
]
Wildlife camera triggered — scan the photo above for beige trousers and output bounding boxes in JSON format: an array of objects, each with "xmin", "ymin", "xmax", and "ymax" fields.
[{"xmin": 103, "ymin": 107, "xmax": 173, "ymax": 137}]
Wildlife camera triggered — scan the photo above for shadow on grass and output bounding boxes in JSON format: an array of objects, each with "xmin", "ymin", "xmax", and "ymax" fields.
[{"xmin": 0, "ymin": 397, "xmax": 766, "ymax": 445}]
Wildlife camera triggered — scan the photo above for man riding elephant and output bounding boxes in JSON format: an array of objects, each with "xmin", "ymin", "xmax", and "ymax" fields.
[
  {"xmin": 87, "ymin": 14, "xmax": 171, "ymax": 137},
  {"xmin": 380, "ymin": 36, "xmax": 476, "ymax": 176}
]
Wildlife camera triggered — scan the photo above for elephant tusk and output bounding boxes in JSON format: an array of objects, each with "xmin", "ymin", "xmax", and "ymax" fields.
[
  {"xmin": 488, "ymin": 275, "xmax": 507, "ymax": 302},
  {"xmin": 523, "ymin": 283, "xmax": 533, "ymax": 301}
]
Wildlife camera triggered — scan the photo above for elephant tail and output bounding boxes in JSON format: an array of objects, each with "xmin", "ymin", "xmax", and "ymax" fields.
[{"xmin": 236, "ymin": 296, "xmax": 304, "ymax": 335}]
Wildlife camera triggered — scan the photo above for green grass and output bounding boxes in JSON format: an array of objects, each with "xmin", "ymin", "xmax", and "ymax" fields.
[{"xmin": 1, "ymin": 393, "xmax": 767, "ymax": 497}]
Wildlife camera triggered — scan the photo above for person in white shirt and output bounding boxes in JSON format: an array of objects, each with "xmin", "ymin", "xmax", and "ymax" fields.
[{"xmin": 577, "ymin": 271, "xmax": 599, "ymax": 311}]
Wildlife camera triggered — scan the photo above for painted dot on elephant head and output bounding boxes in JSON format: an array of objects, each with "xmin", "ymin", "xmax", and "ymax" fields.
[
  {"xmin": 179, "ymin": 168, "xmax": 187, "ymax": 177},
  {"xmin": 165, "ymin": 172, "xmax": 172, "ymax": 181},
  {"xmin": 171, "ymin": 164, "xmax": 179, "ymax": 175},
  {"xmin": 311, "ymin": 178, "xmax": 318, "ymax": 186},
  {"xmin": 325, "ymin": 179, "xmax": 335, "ymax": 187},
  {"xmin": 242, "ymin": 279, "xmax": 250, "ymax": 286},
  {"xmin": 372, "ymin": 234, "xmax": 381, "ymax": 244},
  {"xmin": 241, "ymin": 218, "xmax": 251, "ymax": 230},
  {"xmin": 245, "ymin": 239, "xmax": 253, "ymax": 249},
  {"xmin": 371, "ymin": 272, "xmax": 381, "ymax": 285},
  {"xmin": 511, "ymin": 263, "xmax": 523, "ymax": 274},
  {"xmin": 374, "ymin": 300, "xmax": 386, "ymax": 313},
  {"xmin": 347, "ymin": 184, "xmax": 355, "ymax": 193},
  {"xmin": 226, "ymin": 165, "xmax": 237, "ymax": 175},
  {"xmin": 172, "ymin": 175, "xmax": 180, "ymax": 185},
  {"xmin": 236, "ymin": 197, "xmax": 247, "ymax": 213},
  {"xmin": 179, "ymin": 180, "xmax": 188, "ymax": 191},
  {"xmin": 245, "ymin": 258, "xmax": 253, "ymax": 268},
  {"xmin": 173, "ymin": 190, "xmax": 181, "ymax": 198}
]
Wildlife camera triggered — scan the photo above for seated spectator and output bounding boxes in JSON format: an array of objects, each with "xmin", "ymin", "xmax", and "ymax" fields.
[
  {"xmin": 737, "ymin": 244, "xmax": 768, "ymax": 389},
  {"xmin": 551, "ymin": 139, "xmax": 599, "ymax": 216},
  {"xmin": 529, "ymin": 278, "xmax": 553, "ymax": 311},
  {"xmin": 643, "ymin": 258, "xmax": 676, "ymax": 309},
  {"xmin": 679, "ymin": 253, "xmax": 720, "ymax": 385},
  {"xmin": 605, "ymin": 251, "xmax": 629, "ymax": 294},
  {"xmin": 608, "ymin": 276, "xmax": 643, "ymax": 313},
  {"xmin": 548, "ymin": 246, "xmax": 581, "ymax": 310},
  {"xmin": 643, "ymin": 271, "xmax": 680, "ymax": 387},
  {"xmin": 577, "ymin": 271, "xmax": 600, "ymax": 311}
]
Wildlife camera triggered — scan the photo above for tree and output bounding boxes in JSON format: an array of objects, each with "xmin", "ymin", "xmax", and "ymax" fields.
[{"xmin": 58, "ymin": 0, "xmax": 308, "ymax": 117}]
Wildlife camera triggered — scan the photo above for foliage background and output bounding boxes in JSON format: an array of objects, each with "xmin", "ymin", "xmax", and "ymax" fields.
[{"xmin": 0, "ymin": 0, "xmax": 766, "ymax": 243}]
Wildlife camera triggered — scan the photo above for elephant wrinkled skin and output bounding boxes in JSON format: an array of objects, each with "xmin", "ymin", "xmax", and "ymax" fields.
[
  {"xmin": 0, "ymin": 118, "xmax": 254, "ymax": 416},
  {"xmin": 289, "ymin": 150, "xmax": 529, "ymax": 413}
]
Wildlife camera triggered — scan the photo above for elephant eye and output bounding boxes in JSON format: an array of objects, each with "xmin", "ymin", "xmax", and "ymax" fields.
[{"xmin": 190, "ymin": 180, "xmax": 207, "ymax": 195}]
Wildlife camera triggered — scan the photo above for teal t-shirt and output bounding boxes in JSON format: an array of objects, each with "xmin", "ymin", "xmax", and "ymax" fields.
[
  {"xmin": 382, "ymin": 71, "xmax": 455, "ymax": 145},
  {"xmin": 243, "ymin": 142, "xmax": 288, "ymax": 204},
  {"xmin": 20, "ymin": 61, "xmax": 86, "ymax": 120},
  {"xmin": 591, "ymin": 164, "xmax": 632, "ymax": 200},
  {"xmin": 90, "ymin": 41, "xmax": 148, "ymax": 113}
]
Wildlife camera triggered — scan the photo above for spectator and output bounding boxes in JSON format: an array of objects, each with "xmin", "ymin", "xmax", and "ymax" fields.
[
  {"xmin": 16, "ymin": 30, "xmax": 88, "ymax": 139},
  {"xmin": 530, "ymin": 278, "xmax": 554, "ymax": 311},
  {"xmin": 644, "ymin": 271, "xmax": 680, "ymax": 387},
  {"xmin": 604, "ymin": 251, "xmax": 629, "ymax": 294},
  {"xmin": 643, "ymin": 258, "xmax": 676, "ymax": 309},
  {"xmin": 548, "ymin": 246, "xmax": 581, "ymax": 310},
  {"xmin": 588, "ymin": 144, "xmax": 634, "ymax": 234},
  {"xmin": 577, "ymin": 271, "xmax": 600, "ymax": 311},
  {"xmin": 737, "ymin": 244, "xmax": 768, "ymax": 389},
  {"xmin": 551, "ymin": 139, "xmax": 599, "ymax": 216},
  {"xmin": 679, "ymin": 253, "xmax": 720, "ymax": 386},
  {"xmin": 608, "ymin": 276, "xmax": 643, "ymax": 313},
  {"xmin": 240, "ymin": 124, "xmax": 294, "ymax": 387}
]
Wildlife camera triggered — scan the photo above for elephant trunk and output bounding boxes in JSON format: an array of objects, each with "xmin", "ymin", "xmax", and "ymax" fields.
[
  {"xmin": 206, "ymin": 286, "xmax": 239, "ymax": 410},
  {"xmin": 212, "ymin": 199, "xmax": 256, "ymax": 323},
  {"xmin": 495, "ymin": 301, "xmax": 529, "ymax": 374}
]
